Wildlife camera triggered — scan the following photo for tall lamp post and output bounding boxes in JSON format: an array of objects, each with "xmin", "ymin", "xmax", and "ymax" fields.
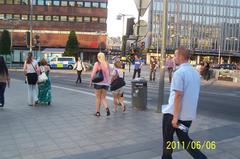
[
  {"xmin": 29, "ymin": 0, "xmax": 33, "ymax": 52},
  {"xmin": 157, "ymin": 0, "xmax": 168, "ymax": 112}
]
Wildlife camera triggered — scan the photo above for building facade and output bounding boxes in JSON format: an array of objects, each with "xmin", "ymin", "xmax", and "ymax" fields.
[
  {"xmin": 148, "ymin": 0, "xmax": 240, "ymax": 63},
  {"xmin": 0, "ymin": 0, "xmax": 108, "ymax": 62}
]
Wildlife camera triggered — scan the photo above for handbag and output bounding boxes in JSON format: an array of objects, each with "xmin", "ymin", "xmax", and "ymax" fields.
[
  {"xmin": 110, "ymin": 70, "xmax": 126, "ymax": 91},
  {"xmin": 92, "ymin": 63, "xmax": 104, "ymax": 83},
  {"xmin": 38, "ymin": 66, "xmax": 48, "ymax": 83}
]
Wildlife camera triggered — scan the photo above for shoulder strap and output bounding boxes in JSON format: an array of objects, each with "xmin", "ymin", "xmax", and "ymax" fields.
[
  {"xmin": 115, "ymin": 69, "xmax": 118, "ymax": 76},
  {"xmin": 30, "ymin": 62, "xmax": 37, "ymax": 73},
  {"xmin": 98, "ymin": 62, "xmax": 102, "ymax": 70},
  {"xmin": 40, "ymin": 66, "xmax": 45, "ymax": 72}
]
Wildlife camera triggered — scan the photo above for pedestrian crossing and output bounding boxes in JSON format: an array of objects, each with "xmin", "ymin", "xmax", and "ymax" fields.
[
  {"xmin": 55, "ymin": 75, "xmax": 240, "ymax": 100},
  {"xmin": 55, "ymin": 76, "xmax": 171, "ymax": 102}
]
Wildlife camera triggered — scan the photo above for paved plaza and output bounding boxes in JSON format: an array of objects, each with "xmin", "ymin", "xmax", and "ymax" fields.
[{"xmin": 0, "ymin": 79, "xmax": 240, "ymax": 159}]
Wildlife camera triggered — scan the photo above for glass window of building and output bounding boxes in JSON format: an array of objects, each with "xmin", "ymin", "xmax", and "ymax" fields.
[
  {"xmin": 0, "ymin": 0, "xmax": 4, "ymax": 4},
  {"xmin": 53, "ymin": 15, "xmax": 59, "ymax": 21},
  {"xmin": 60, "ymin": 16, "xmax": 67, "ymax": 21},
  {"xmin": 37, "ymin": 15, "xmax": 44, "ymax": 21},
  {"xmin": 22, "ymin": 0, "xmax": 29, "ymax": 5},
  {"xmin": 53, "ymin": 0, "xmax": 60, "ymax": 6},
  {"xmin": 84, "ymin": 2, "xmax": 91, "ymax": 7},
  {"xmin": 76, "ymin": 16, "xmax": 83, "ymax": 22},
  {"xmin": 77, "ymin": 1, "xmax": 83, "ymax": 7},
  {"xmin": 99, "ymin": 18, "xmax": 106, "ymax": 23},
  {"xmin": 45, "ymin": 15, "xmax": 51, "ymax": 21},
  {"xmin": 92, "ymin": 17, "xmax": 98, "ymax": 23},
  {"xmin": 21, "ymin": 14, "xmax": 28, "ymax": 20},
  {"xmin": 14, "ymin": 0, "xmax": 21, "ymax": 4},
  {"xmin": 0, "ymin": 14, "xmax": 4, "ymax": 19},
  {"xmin": 6, "ymin": 14, "xmax": 12, "ymax": 19},
  {"xmin": 61, "ymin": 1, "xmax": 68, "ymax": 6},
  {"xmin": 92, "ymin": 2, "xmax": 99, "ymax": 8},
  {"xmin": 100, "ymin": 3, "xmax": 107, "ymax": 8},
  {"xmin": 32, "ymin": 15, "xmax": 36, "ymax": 20},
  {"xmin": 69, "ymin": 1, "xmax": 75, "ymax": 6},
  {"xmin": 46, "ymin": 0, "xmax": 52, "ymax": 5},
  {"xmin": 32, "ymin": 0, "xmax": 37, "ymax": 5},
  {"xmin": 37, "ymin": 0, "xmax": 44, "ymax": 5},
  {"xmin": 13, "ymin": 14, "xmax": 20, "ymax": 20},
  {"xmin": 68, "ymin": 16, "xmax": 75, "ymax": 22},
  {"xmin": 84, "ymin": 16, "xmax": 91, "ymax": 22}
]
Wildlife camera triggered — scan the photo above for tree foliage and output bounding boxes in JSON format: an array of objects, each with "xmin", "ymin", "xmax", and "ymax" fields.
[
  {"xmin": 64, "ymin": 31, "xmax": 79, "ymax": 56},
  {"xmin": 0, "ymin": 30, "xmax": 11, "ymax": 55}
]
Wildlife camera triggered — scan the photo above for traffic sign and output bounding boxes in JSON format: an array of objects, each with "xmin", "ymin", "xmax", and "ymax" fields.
[{"xmin": 134, "ymin": 0, "xmax": 151, "ymax": 17}]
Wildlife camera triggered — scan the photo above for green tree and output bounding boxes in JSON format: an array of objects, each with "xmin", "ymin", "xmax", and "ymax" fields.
[
  {"xmin": 0, "ymin": 30, "xmax": 11, "ymax": 55},
  {"xmin": 64, "ymin": 30, "xmax": 79, "ymax": 56}
]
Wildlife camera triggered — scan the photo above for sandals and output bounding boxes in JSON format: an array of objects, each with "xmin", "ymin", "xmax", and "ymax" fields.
[
  {"xmin": 106, "ymin": 108, "xmax": 110, "ymax": 116},
  {"xmin": 122, "ymin": 105, "xmax": 126, "ymax": 112},
  {"xmin": 95, "ymin": 108, "xmax": 111, "ymax": 117}
]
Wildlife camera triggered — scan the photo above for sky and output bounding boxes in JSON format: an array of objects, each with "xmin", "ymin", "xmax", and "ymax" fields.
[{"xmin": 107, "ymin": 0, "xmax": 148, "ymax": 37}]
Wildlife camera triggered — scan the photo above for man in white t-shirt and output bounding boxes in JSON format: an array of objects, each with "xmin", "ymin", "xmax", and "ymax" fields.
[{"xmin": 161, "ymin": 47, "xmax": 207, "ymax": 159}]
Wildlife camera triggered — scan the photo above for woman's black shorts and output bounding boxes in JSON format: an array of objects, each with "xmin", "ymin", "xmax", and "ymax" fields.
[{"xmin": 94, "ymin": 84, "xmax": 109, "ymax": 90}]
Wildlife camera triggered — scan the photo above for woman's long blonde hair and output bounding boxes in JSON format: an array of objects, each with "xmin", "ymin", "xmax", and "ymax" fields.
[{"xmin": 97, "ymin": 52, "xmax": 107, "ymax": 64}]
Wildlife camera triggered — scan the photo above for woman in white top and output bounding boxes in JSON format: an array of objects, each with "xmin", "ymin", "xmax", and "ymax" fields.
[
  {"xmin": 73, "ymin": 57, "xmax": 86, "ymax": 85},
  {"xmin": 23, "ymin": 52, "xmax": 39, "ymax": 106},
  {"xmin": 111, "ymin": 61, "xmax": 126, "ymax": 112}
]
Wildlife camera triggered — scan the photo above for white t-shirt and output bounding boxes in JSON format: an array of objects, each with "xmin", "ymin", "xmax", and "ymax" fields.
[
  {"xmin": 25, "ymin": 60, "xmax": 38, "ymax": 73},
  {"xmin": 74, "ymin": 61, "xmax": 84, "ymax": 71},
  {"xmin": 112, "ymin": 67, "xmax": 123, "ymax": 78},
  {"xmin": 162, "ymin": 63, "xmax": 201, "ymax": 121}
]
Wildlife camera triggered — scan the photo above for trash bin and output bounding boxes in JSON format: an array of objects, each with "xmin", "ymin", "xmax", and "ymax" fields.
[{"xmin": 131, "ymin": 78, "xmax": 147, "ymax": 110}]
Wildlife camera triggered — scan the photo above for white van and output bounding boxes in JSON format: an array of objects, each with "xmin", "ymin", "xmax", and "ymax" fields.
[{"xmin": 49, "ymin": 57, "xmax": 76, "ymax": 69}]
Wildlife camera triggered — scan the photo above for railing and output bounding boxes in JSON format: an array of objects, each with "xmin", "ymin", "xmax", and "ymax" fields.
[{"xmin": 214, "ymin": 69, "xmax": 240, "ymax": 82}]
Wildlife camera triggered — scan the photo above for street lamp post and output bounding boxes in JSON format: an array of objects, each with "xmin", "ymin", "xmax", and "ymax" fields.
[
  {"xmin": 29, "ymin": 0, "xmax": 33, "ymax": 52},
  {"xmin": 157, "ymin": 0, "xmax": 168, "ymax": 113},
  {"xmin": 218, "ymin": 44, "xmax": 221, "ymax": 64}
]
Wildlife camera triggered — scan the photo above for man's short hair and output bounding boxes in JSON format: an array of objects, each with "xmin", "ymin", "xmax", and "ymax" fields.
[{"xmin": 176, "ymin": 47, "xmax": 190, "ymax": 60}]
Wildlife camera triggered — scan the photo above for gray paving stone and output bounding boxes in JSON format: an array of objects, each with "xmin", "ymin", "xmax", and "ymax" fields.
[
  {"xmin": 209, "ymin": 152, "xmax": 239, "ymax": 159},
  {"xmin": 21, "ymin": 153, "xmax": 45, "ymax": 159},
  {"xmin": 114, "ymin": 150, "xmax": 159, "ymax": 159},
  {"xmin": 39, "ymin": 143, "xmax": 59, "ymax": 153},
  {"xmin": 1, "ymin": 79, "xmax": 239, "ymax": 159},
  {"xmin": 0, "ymin": 150, "xmax": 21, "ymax": 159},
  {"xmin": 43, "ymin": 150, "xmax": 66, "ymax": 158}
]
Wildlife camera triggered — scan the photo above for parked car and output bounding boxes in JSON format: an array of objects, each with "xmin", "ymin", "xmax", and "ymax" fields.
[
  {"xmin": 219, "ymin": 64, "xmax": 237, "ymax": 70},
  {"xmin": 49, "ymin": 57, "xmax": 75, "ymax": 69}
]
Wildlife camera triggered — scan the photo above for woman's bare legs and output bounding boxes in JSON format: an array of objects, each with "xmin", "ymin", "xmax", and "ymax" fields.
[
  {"xmin": 101, "ymin": 89, "xmax": 110, "ymax": 116},
  {"xmin": 95, "ymin": 89, "xmax": 101, "ymax": 115},
  {"xmin": 113, "ymin": 93, "xmax": 118, "ymax": 112}
]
